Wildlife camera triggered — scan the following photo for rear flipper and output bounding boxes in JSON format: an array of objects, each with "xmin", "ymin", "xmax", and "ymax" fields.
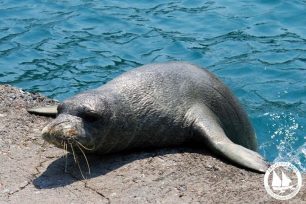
[
  {"xmin": 187, "ymin": 104, "xmax": 269, "ymax": 173},
  {"xmin": 27, "ymin": 105, "xmax": 58, "ymax": 117}
]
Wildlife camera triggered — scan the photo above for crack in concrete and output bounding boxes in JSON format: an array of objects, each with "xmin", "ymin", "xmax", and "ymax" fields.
[
  {"xmin": 33, "ymin": 158, "xmax": 52, "ymax": 178},
  {"xmin": 84, "ymin": 182, "xmax": 111, "ymax": 204},
  {"xmin": 67, "ymin": 172, "xmax": 111, "ymax": 203},
  {"xmin": 7, "ymin": 156, "xmax": 53, "ymax": 199},
  {"xmin": 8, "ymin": 180, "xmax": 30, "ymax": 197}
]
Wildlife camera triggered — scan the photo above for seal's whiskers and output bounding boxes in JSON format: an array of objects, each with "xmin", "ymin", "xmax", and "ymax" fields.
[
  {"xmin": 70, "ymin": 143, "xmax": 86, "ymax": 179},
  {"xmin": 64, "ymin": 142, "xmax": 68, "ymax": 173},
  {"xmin": 75, "ymin": 140, "xmax": 95, "ymax": 151},
  {"xmin": 76, "ymin": 143, "xmax": 91, "ymax": 175},
  {"xmin": 70, "ymin": 143, "xmax": 77, "ymax": 163},
  {"xmin": 75, "ymin": 159, "xmax": 86, "ymax": 180}
]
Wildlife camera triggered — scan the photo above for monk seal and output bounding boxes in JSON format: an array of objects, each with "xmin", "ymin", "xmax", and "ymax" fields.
[{"xmin": 28, "ymin": 62, "xmax": 268, "ymax": 172}]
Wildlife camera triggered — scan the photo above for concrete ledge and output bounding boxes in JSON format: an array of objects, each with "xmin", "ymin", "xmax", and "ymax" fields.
[{"xmin": 0, "ymin": 84, "xmax": 305, "ymax": 203}]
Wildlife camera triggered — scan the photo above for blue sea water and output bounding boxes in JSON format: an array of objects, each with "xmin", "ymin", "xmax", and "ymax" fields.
[{"xmin": 0, "ymin": 0, "xmax": 305, "ymax": 171}]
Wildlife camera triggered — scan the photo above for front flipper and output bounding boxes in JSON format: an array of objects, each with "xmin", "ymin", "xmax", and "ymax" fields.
[
  {"xmin": 187, "ymin": 104, "xmax": 269, "ymax": 173},
  {"xmin": 27, "ymin": 105, "xmax": 58, "ymax": 117}
]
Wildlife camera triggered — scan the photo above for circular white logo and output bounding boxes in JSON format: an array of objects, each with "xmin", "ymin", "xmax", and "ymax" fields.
[{"xmin": 264, "ymin": 162, "xmax": 302, "ymax": 200}]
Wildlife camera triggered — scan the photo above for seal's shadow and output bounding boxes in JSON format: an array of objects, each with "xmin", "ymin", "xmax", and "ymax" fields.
[
  {"xmin": 33, "ymin": 146, "xmax": 217, "ymax": 189},
  {"xmin": 34, "ymin": 143, "xmax": 259, "ymax": 189}
]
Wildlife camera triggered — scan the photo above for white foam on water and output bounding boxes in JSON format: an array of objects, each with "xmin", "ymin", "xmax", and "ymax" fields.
[{"xmin": 260, "ymin": 112, "xmax": 305, "ymax": 172}]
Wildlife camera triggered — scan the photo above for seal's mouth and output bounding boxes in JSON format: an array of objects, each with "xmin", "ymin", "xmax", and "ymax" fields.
[{"xmin": 41, "ymin": 114, "xmax": 95, "ymax": 152}]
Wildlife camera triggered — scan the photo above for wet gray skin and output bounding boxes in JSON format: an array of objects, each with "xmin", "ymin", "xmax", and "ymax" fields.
[{"xmin": 39, "ymin": 62, "xmax": 268, "ymax": 173}]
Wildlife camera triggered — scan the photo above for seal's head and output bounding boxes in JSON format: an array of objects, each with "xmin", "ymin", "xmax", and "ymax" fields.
[{"xmin": 41, "ymin": 92, "xmax": 111, "ymax": 152}]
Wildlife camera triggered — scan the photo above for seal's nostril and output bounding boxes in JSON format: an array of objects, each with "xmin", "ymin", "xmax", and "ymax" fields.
[{"xmin": 66, "ymin": 128, "xmax": 78, "ymax": 137}]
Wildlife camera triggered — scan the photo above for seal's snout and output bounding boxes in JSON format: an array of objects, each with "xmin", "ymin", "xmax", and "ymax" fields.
[
  {"xmin": 41, "ymin": 114, "xmax": 85, "ymax": 147},
  {"xmin": 42, "ymin": 122, "xmax": 76, "ymax": 145}
]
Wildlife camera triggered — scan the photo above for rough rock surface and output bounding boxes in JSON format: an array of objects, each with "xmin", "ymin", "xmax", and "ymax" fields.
[{"xmin": 0, "ymin": 84, "xmax": 305, "ymax": 204}]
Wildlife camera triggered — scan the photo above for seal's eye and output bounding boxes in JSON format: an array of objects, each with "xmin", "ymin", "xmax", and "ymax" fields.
[
  {"xmin": 78, "ymin": 107, "xmax": 100, "ymax": 122},
  {"xmin": 82, "ymin": 111, "xmax": 100, "ymax": 122}
]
